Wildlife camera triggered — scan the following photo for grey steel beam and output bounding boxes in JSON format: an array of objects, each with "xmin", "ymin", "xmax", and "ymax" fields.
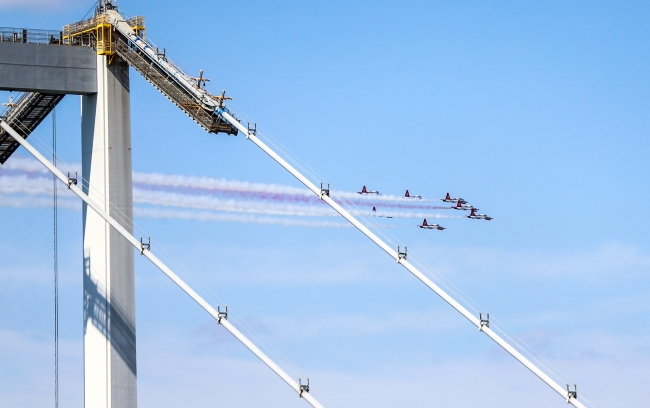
[{"xmin": 0, "ymin": 42, "xmax": 97, "ymax": 94}]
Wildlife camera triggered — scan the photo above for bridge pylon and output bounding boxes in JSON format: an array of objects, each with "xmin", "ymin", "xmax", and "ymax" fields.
[{"xmin": 81, "ymin": 54, "xmax": 136, "ymax": 408}]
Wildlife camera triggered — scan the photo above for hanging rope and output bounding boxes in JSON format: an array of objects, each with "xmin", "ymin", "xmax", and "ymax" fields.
[{"xmin": 52, "ymin": 108, "xmax": 58, "ymax": 408}]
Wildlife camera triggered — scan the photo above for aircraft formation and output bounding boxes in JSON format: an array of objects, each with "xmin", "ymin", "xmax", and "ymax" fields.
[{"xmin": 360, "ymin": 186, "xmax": 493, "ymax": 231}]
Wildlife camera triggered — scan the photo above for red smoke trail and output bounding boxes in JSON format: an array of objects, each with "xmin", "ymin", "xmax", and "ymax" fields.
[{"xmin": 133, "ymin": 183, "xmax": 453, "ymax": 210}]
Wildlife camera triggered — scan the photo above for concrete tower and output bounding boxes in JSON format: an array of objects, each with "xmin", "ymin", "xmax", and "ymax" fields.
[{"xmin": 81, "ymin": 55, "xmax": 137, "ymax": 408}]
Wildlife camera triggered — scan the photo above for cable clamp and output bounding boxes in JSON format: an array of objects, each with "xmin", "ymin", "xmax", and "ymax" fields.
[
  {"xmin": 299, "ymin": 378, "xmax": 309, "ymax": 397},
  {"xmin": 320, "ymin": 183, "xmax": 330, "ymax": 198},
  {"xmin": 140, "ymin": 237, "xmax": 150, "ymax": 254},
  {"xmin": 66, "ymin": 172, "xmax": 78, "ymax": 189},
  {"xmin": 397, "ymin": 246, "xmax": 407, "ymax": 262},
  {"xmin": 156, "ymin": 47, "xmax": 166, "ymax": 61},
  {"xmin": 479, "ymin": 313, "xmax": 490, "ymax": 331},
  {"xmin": 566, "ymin": 384, "xmax": 577, "ymax": 403},
  {"xmin": 247, "ymin": 122, "xmax": 257, "ymax": 138},
  {"xmin": 217, "ymin": 305, "xmax": 228, "ymax": 323}
]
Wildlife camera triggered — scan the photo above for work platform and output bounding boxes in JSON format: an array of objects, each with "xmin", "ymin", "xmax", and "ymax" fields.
[{"xmin": 1, "ymin": 21, "xmax": 237, "ymax": 165}]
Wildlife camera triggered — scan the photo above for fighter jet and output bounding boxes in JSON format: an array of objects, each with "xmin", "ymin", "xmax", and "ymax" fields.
[
  {"xmin": 442, "ymin": 192, "xmax": 467, "ymax": 204},
  {"xmin": 404, "ymin": 190, "xmax": 422, "ymax": 199},
  {"xmin": 372, "ymin": 207, "xmax": 393, "ymax": 218},
  {"xmin": 466, "ymin": 208, "xmax": 492, "ymax": 220},
  {"xmin": 358, "ymin": 186, "xmax": 380, "ymax": 195},
  {"xmin": 418, "ymin": 219, "xmax": 445, "ymax": 230},
  {"xmin": 451, "ymin": 200, "xmax": 477, "ymax": 211}
]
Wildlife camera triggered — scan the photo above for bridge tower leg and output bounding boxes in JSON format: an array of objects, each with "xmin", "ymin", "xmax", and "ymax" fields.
[{"xmin": 81, "ymin": 55, "xmax": 137, "ymax": 408}]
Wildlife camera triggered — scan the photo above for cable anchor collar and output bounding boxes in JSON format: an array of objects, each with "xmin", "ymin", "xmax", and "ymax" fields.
[
  {"xmin": 397, "ymin": 246, "xmax": 407, "ymax": 262},
  {"xmin": 140, "ymin": 236, "xmax": 150, "ymax": 254},
  {"xmin": 247, "ymin": 122, "xmax": 257, "ymax": 139},
  {"xmin": 566, "ymin": 384, "xmax": 577, "ymax": 403},
  {"xmin": 217, "ymin": 305, "xmax": 228, "ymax": 323},
  {"xmin": 299, "ymin": 378, "xmax": 309, "ymax": 397},
  {"xmin": 479, "ymin": 313, "xmax": 490, "ymax": 331},
  {"xmin": 320, "ymin": 183, "xmax": 330, "ymax": 198},
  {"xmin": 66, "ymin": 172, "xmax": 77, "ymax": 189}
]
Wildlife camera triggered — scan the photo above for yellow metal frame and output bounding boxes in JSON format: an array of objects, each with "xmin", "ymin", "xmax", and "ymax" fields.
[{"xmin": 62, "ymin": 14, "xmax": 145, "ymax": 59}]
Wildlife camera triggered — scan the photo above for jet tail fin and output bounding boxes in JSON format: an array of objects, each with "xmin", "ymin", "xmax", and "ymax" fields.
[
  {"xmin": 423, "ymin": 219, "xmax": 428, "ymax": 226},
  {"xmin": 446, "ymin": 192, "xmax": 451, "ymax": 200},
  {"xmin": 405, "ymin": 190, "xmax": 410, "ymax": 197}
]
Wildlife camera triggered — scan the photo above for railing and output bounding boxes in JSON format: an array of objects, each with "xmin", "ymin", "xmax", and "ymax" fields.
[
  {"xmin": 0, "ymin": 27, "xmax": 64, "ymax": 45},
  {"xmin": 62, "ymin": 14, "xmax": 145, "ymax": 54},
  {"xmin": 63, "ymin": 14, "xmax": 111, "ymax": 40}
]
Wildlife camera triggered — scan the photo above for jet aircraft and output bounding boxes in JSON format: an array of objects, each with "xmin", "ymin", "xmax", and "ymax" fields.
[
  {"xmin": 418, "ymin": 219, "xmax": 445, "ymax": 230},
  {"xmin": 451, "ymin": 200, "xmax": 477, "ymax": 211},
  {"xmin": 466, "ymin": 208, "xmax": 492, "ymax": 220},
  {"xmin": 358, "ymin": 186, "xmax": 380, "ymax": 195},
  {"xmin": 404, "ymin": 190, "xmax": 422, "ymax": 199},
  {"xmin": 442, "ymin": 192, "xmax": 467, "ymax": 204},
  {"xmin": 372, "ymin": 207, "xmax": 393, "ymax": 218}
]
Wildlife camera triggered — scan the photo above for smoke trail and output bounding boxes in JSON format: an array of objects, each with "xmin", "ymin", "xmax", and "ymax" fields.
[
  {"xmin": 0, "ymin": 194, "xmax": 79, "ymax": 211},
  {"xmin": 133, "ymin": 171, "xmax": 311, "ymax": 197},
  {"xmin": 133, "ymin": 189, "xmax": 337, "ymax": 217},
  {"xmin": 0, "ymin": 174, "xmax": 55, "ymax": 195},
  {"xmin": 2, "ymin": 156, "xmax": 81, "ymax": 175},
  {"xmin": 134, "ymin": 207, "xmax": 352, "ymax": 228},
  {"xmin": 0, "ymin": 170, "xmax": 459, "ymax": 221},
  {"xmin": 4, "ymin": 158, "xmax": 452, "ymax": 209}
]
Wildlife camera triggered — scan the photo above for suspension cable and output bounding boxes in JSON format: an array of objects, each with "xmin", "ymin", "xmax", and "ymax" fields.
[{"xmin": 52, "ymin": 108, "xmax": 58, "ymax": 408}]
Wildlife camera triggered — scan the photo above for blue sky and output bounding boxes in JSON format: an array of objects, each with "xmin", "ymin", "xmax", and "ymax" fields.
[{"xmin": 1, "ymin": 1, "xmax": 649, "ymax": 407}]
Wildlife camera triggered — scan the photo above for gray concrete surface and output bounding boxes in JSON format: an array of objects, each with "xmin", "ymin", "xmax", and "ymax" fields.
[{"xmin": 0, "ymin": 42, "xmax": 97, "ymax": 94}]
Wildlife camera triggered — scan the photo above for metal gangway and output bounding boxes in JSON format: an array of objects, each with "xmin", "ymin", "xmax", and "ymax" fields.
[
  {"xmin": 0, "ymin": 92, "xmax": 64, "ymax": 164},
  {"xmin": 63, "ymin": 13, "xmax": 237, "ymax": 135}
]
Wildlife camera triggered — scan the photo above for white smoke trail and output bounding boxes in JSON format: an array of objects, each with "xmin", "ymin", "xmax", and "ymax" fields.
[
  {"xmin": 133, "ymin": 171, "xmax": 312, "ymax": 197},
  {"xmin": 2, "ymin": 156, "xmax": 80, "ymax": 174},
  {"xmin": 134, "ymin": 207, "xmax": 352, "ymax": 228},
  {"xmin": 0, "ymin": 174, "xmax": 52, "ymax": 195},
  {"xmin": 4, "ymin": 158, "xmax": 445, "ymax": 203},
  {"xmin": 0, "ymin": 173, "xmax": 457, "ymax": 220},
  {"xmin": 370, "ymin": 211, "xmax": 461, "ymax": 219},
  {"xmin": 133, "ymin": 189, "xmax": 337, "ymax": 217},
  {"xmin": 0, "ymin": 194, "xmax": 79, "ymax": 211}
]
